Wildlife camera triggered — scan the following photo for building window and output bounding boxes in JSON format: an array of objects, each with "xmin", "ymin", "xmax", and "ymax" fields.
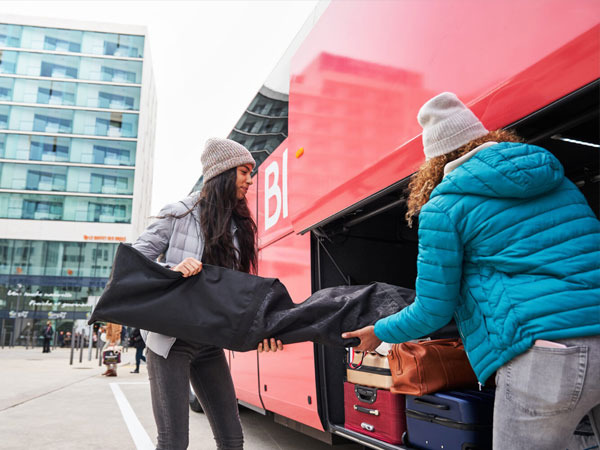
[
  {"xmin": 95, "ymin": 114, "xmax": 132, "ymax": 137},
  {"xmin": 103, "ymin": 41, "xmax": 138, "ymax": 58},
  {"xmin": 0, "ymin": 51, "xmax": 17, "ymax": 73},
  {"xmin": 90, "ymin": 173, "xmax": 128, "ymax": 194},
  {"xmin": 40, "ymin": 61, "xmax": 78, "ymax": 79},
  {"xmin": 44, "ymin": 36, "xmax": 81, "ymax": 53},
  {"xmin": 87, "ymin": 202, "xmax": 126, "ymax": 222},
  {"xmin": 98, "ymin": 91, "xmax": 134, "ymax": 109},
  {"xmin": 25, "ymin": 169, "xmax": 66, "ymax": 191},
  {"xmin": 0, "ymin": 32, "xmax": 20, "ymax": 48},
  {"xmin": 92, "ymin": 144, "xmax": 131, "ymax": 165},
  {"xmin": 30, "ymin": 138, "xmax": 69, "ymax": 161},
  {"xmin": 22, "ymin": 199, "xmax": 63, "ymax": 220},
  {"xmin": 0, "ymin": 114, "xmax": 8, "ymax": 128},
  {"xmin": 33, "ymin": 114, "xmax": 72, "ymax": 133},
  {"xmin": 0, "ymin": 86, "xmax": 11, "ymax": 100},
  {"xmin": 101, "ymin": 66, "xmax": 136, "ymax": 83},
  {"xmin": 37, "ymin": 87, "xmax": 75, "ymax": 105}
]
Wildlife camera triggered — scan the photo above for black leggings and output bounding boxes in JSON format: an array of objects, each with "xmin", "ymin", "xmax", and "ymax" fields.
[{"xmin": 147, "ymin": 340, "xmax": 243, "ymax": 450}]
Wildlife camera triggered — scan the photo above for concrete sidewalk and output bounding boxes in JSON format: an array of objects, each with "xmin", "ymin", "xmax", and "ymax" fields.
[{"xmin": 0, "ymin": 347, "xmax": 360, "ymax": 449}]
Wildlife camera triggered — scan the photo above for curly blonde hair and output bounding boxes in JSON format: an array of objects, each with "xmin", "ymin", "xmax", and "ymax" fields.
[{"xmin": 405, "ymin": 129, "xmax": 522, "ymax": 227}]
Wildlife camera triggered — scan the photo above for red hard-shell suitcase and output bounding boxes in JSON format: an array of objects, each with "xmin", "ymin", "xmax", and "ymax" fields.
[{"xmin": 344, "ymin": 382, "xmax": 407, "ymax": 445}]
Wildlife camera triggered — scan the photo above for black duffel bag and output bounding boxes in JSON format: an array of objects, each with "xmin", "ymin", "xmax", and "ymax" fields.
[{"xmin": 88, "ymin": 244, "xmax": 416, "ymax": 351}]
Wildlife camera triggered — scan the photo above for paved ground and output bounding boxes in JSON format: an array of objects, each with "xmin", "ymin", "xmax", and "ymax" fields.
[{"xmin": 0, "ymin": 346, "xmax": 360, "ymax": 450}]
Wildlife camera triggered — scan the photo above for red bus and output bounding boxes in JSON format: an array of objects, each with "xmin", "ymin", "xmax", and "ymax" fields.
[{"xmin": 221, "ymin": 1, "xmax": 599, "ymax": 448}]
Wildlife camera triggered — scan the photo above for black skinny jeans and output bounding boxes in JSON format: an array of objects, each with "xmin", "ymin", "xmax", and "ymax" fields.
[{"xmin": 147, "ymin": 339, "xmax": 243, "ymax": 450}]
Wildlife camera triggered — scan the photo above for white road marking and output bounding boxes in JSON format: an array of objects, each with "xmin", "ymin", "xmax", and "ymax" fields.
[{"xmin": 110, "ymin": 382, "xmax": 154, "ymax": 450}]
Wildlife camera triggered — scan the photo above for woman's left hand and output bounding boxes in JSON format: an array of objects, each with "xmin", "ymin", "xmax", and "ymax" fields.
[
  {"xmin": 342, "ymin": 325, "xmax": 382, "ymax": 352},
  {"xmin": 257, "ymin": 338, "xmax": 283, "ymax": 352}
]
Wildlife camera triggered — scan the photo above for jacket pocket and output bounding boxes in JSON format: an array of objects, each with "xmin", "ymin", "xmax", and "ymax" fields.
[{"xmin": 503, "ymin": 345, "xmax": 587, "ymax": 416}]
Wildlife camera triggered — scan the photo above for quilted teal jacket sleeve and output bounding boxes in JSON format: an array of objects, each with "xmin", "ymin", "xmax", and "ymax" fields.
[{"xmin": 374, "ymin": 201, "xmax": 462, "ymax": 342}]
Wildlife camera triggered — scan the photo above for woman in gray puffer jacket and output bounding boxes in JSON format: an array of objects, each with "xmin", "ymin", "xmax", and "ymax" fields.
[{"xmin": 133, "ymin": 138, "xmax": 278, "ymax": 450}]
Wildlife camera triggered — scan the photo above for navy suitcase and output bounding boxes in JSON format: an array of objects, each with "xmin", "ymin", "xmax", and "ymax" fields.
[{"xmin": 405, "ymin": 389, "xmax": 495, "ymax": 450}]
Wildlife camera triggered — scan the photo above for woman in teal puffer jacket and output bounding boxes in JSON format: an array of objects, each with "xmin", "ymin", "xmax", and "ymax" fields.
[{"xmin": 343, "ymin": 92, "xmax": 600, "ymax": 449}]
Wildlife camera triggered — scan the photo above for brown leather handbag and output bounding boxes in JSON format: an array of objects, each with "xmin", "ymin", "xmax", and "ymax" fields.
[{"xmin": 387, "ymin": 338, "xmax": 478, "ymax": 396}]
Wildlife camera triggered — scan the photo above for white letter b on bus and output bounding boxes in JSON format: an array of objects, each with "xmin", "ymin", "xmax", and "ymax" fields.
[{"xmin": 265, "ymin": 161, "xmax": 281, "ymax": 231}]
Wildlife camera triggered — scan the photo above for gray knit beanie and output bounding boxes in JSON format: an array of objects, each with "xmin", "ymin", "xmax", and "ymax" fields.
[
  {"xmin": 417, "ymin": 92, "xmax": 489, "ymax": 160},
  {"xmin": 201, "ymin": 138, "xmax": 255, "ymax": 183}
]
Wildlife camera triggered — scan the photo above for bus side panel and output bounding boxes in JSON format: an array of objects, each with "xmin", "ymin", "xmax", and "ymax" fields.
[
  {"xmin": 257, "ymin": 231, "xmax": 323, "ymax": 431},
  {"xmin": 287, "ymin": 0, "xmax": 600, "ymax": 232},
  {"xmin": 230, "ymin": 180, "xmax": 262, "ymax": 409},
  {"xmin": 230, "ymin": 350, "xmax": 262, "ymax": 408}
]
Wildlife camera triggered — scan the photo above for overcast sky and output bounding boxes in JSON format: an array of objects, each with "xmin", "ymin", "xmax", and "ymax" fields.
[{"xmin": 1, "ymin": 0, "xmax": 319, "ymax": 213}]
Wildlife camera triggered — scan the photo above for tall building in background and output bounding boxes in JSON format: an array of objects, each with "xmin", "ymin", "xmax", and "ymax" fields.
[{"xmin": 0, "ymin": 15, "xmax": 156, "ymax": 345}]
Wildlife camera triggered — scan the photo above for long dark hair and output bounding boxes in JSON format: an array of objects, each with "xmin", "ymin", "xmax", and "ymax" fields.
[
  {"xmin": 160, "ymin": 167, "xmax": 257, "ymax": 274},
  {"xmin": 198, "ymin": 168, "xmax": 257, "ymax": 273}
]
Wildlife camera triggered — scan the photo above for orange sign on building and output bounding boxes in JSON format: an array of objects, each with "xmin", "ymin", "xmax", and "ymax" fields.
[{"xmin": 83, "ymin": 235, "xmax": 127, "ymax": 242}]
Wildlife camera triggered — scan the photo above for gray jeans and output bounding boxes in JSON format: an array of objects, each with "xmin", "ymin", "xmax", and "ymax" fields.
[
  {"xmin": 493, "ymin": 335, "xmax": 600, "ymax": 450},
  {"xmin": 147, "ymin": 340, "xmax": 244, "ymax": 450}
]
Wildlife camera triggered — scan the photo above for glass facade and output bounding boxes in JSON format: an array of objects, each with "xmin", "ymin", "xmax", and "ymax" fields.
[
  {"xmin": 0, "ymin": 24, "xmax": 145, "ymax": 58},
  {"xmin": 0, "ymin": 193, "xmax": 131, "ymax": 222},
  {"xmin": 0, "ymin": 21, "xmax": 149, "ymax": 346},
  {"xmin": 0, "ymin": 134, "xmax": 136, "ymax": 165},
  {"xmin": 229, "ymin": 92, "xmax": 288, "ymax": 168},
  {"xmin": 0, "ymin": 77, "xmax": 141, "ymax": 110},
  {"xmin": 0, "ymin": 104, "xmax": 138, "ymax": 138},
  {"xmin": 0, "ymin": 162, "xmax": 134, "ymax": 194},
  {"xmin": 0, "ymin": 50, "xmax": 143, "ymax": 84},
  {"xmin": 0, "ymin": 238, "xmax": 118, "ymax": 344}
]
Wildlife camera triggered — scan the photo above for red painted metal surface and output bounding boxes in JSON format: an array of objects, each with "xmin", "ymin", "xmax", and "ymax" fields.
[
  {"xmin": 257, "ymin": 141, "xmax": 293, "ymax": 249},
  {"xmin": 229, "ymin": 182, "xmax": 262, "ymax": 408},
  {"xmin": 288, "ymin": 0, "xmax": 600, "ymax": 232},
  {"xmin": 257, "ymin": 231, "xmax": 322, "ymax": 430}
]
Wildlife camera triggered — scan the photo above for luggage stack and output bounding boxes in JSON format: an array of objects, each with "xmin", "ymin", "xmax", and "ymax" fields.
[
  {"xmin": 343, "ymin": 342, "xmax": 496, "ymax": 449},
  {"xmin": 344, "ymin": 349, "xmax": 407, "ymax": 445}
]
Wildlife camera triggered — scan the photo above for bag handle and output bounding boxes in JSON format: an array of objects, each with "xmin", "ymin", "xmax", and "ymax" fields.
[
  {"xmin": 347, "ymin": 349, "xmax": 366, "ymax": 369},
  {"xmin": 354, "ymin": 385, "xmax": 378, "ymax": 404},
  {"xmin": 413, "ymin": 398, "xmax": 449, "ymax": 410}
]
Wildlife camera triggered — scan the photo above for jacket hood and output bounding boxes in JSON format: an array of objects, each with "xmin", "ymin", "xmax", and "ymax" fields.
[{"xmin": 433, "ymin": 142, "xmax": 565, "ymax": 199}]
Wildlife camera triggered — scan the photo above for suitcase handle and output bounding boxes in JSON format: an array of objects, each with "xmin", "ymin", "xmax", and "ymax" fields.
[
  {"xmin": 354, "ymin": 405, "xmax": 380, "ymax": 416},
  {"xmin": 355, "ymin": 385, "xmax": 377, "ymax": 404},
  {"xmin": 413, "ymin": 398, "xmax": 449, "ymax": 410},
  {"xmin": 361, "ymin": 422, "xmax": 375, "ymax": 432}
]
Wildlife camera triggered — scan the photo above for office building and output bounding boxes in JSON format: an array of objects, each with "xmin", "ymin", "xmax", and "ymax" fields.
[{"xmin": 0, "ymin": 15, "xmax": 156, "ymax": 344}]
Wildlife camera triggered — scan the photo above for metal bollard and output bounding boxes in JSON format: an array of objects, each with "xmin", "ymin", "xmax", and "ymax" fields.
[
  {"xmin": 87, "ymin": 324, "xmax": 93, "ymax": 362},
  {"xmin": 1, "ymin": 328, "xmax": 5, "ymax": 349},
  {"xmin": 79, "ymin": 333, "xmax": 84, "ymax": 363},
  {"xmin": 69, "ymin": 332, "xmax": 75, "ymax": 366}
]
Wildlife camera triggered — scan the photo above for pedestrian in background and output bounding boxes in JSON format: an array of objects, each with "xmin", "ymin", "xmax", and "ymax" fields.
[
  {"xmin": 343, "ymin": 92, "xmax": 600, "ymax": 449},
  {"xmin": 96, "ymin": 325, "xmax": 105, "ymax": 348},
  {"xmin": 42, "ymin": 321, "xmax": 53, "ymax": 353},
  {"xmin": 133, "ymin": 138, "xmax": 281, "ymax": 450},
  {"xmin": 130, "ymin": 328, "xmax": 146, "ymax": 374},
  {"xmin": 102, "ymin": 322, "xmax": 122, "ymax": 377},
  {"xmin": 120, "ymin": 326, "xmax": 129, "ymax": 352}
]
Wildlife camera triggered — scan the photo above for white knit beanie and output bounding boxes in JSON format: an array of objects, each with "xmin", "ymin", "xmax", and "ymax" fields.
[
  {"xmin": 201, "ymin": 138, "xmax": 255, "ymax": 183},
  {"xmin": 417, "ymin": 92, "xmax": 489, "ymax": 160}
]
